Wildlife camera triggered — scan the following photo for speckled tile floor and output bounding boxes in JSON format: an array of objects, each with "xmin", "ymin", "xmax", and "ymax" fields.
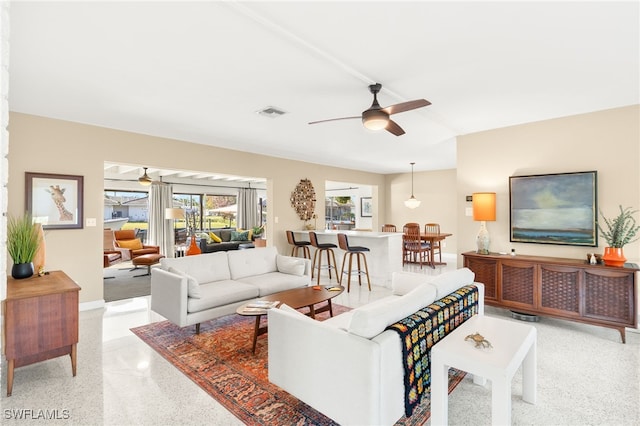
[{"xmin": 1, "ymin": 254, "xmax": 638, "ymax": 425}]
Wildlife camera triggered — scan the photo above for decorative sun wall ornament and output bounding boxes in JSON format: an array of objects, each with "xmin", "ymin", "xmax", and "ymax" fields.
[{"xmin": 290, "ymin": 179, "xmax": 316, "ymax": 221}]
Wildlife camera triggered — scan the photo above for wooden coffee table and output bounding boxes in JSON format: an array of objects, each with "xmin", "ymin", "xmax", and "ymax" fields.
[{"xmin": 236, "ymin": 285, "xmax": 345, "ymax": 353}]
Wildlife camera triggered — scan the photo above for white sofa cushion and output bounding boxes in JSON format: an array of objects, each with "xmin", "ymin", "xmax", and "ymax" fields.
[
  {"xmin": 186, "ymin": 280, "xmax": 259, "ymax": 313},
  {"xmin": 431, "ymin": 267, "xmax": 475, "ymax": 299},
  {"xmin": 161, "ymin": 251, "xmax": 231, "ymax": 284},
  {"xmin": 322, "ymin": 311, "xmax": 354, "ymax": 331},
  {"xmin": 392, "ymin": 271, "xmax": 435, "ymax": 295},
  {"xmin": 348, "ymin": 282, "xmax": 437, "ymax": 339},
  {"xmin": 276, "ymin": 254, "xmax": 306, "ymax": 276},
  {"xmin": 167, "ymin": 266, "xmax": 202, "ymax": 299},
  {"xmin": 235, "ymin": 272, "xmax": 308, "ymax": 296},
  {"xmin": 228, "ymin": 246, "xmax": 278, "ymax": 280}
]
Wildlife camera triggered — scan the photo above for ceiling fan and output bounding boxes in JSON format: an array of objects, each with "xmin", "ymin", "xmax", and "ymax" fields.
[{"xmin": 308, "ymin": 83, "xmax": 431, "ymax": 136}]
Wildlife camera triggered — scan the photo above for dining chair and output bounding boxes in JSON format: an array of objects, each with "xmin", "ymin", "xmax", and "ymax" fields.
[
  {"xmin": 381, "ymin": 224, "xmax": 397, "ymax": 232},
  {"xmin": 402, "ymin": 223, "xmax": 429, "ymax": 268},
  {"xmin": 424, "ymin": 223, "xmax": 442, "ymax": 264}
]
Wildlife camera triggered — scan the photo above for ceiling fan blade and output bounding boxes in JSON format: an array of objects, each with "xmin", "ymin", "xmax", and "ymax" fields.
[
  {"xmin": 382, "ymin": 99, "xmax": 431, "ymax": 115},
  {"xmin": 386, "ymin": 119, "xmax": 405, "ymax": 136},
  {"xmin": 308, "ymin": 116, "xmax": 361, "ymax": 125}
]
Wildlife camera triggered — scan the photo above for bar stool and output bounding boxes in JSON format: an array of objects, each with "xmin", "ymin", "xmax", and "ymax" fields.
[
  {"xmin": 337, "ymin": 233, "xmax": 371, "ymax": 292},
  {"xmin": 286, "ymin": 230, "xmax": 311, "ymax": 259},
  {"xmin": 309, "ymin": 231, "xmax": 339, "ymax": 285}
]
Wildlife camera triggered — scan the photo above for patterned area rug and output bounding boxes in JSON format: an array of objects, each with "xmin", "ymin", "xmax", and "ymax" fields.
[{"xmin": 131, "ymin": 304, "xmax": 466, "ymax": 425}]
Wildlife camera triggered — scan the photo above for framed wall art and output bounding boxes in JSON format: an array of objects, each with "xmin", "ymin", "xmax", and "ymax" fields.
[
  {"xmin": 509, "ymin": 171, "xmax": 597, "ymax": 246},
  {"xmin": 290, "ymin": 178, "xmax": 316, "ymax": 221},
  {"xmin": 26, "ymin": 172, "xmax": 84, "ymax": 229},
  {"xmin": 360, "ymin": 197, "xmax": 372, "ymax": 217}
]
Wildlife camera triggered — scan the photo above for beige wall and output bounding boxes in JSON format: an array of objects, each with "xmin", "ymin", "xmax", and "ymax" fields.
[
  {"xmin": 7, "ymin": 113, "xmax": 386, "ymax": 304},
  {"xmin": 457, "ymin": 105, "xmax": 640, "ymax": 264},
  {"xmin": 6, "ymin": 105, "xmax": 639, "ymax": 305},
  {"xmin": 384, "ymin": 169, "xmax": 458, "ymax": 253}
]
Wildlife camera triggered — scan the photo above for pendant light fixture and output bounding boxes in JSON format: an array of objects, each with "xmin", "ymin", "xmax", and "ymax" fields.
[
  {"xmin": 138, "ymin": 167, "xmax": 152, "ymax": 186},
  {"xmin": 404, "ymin": 162, "xmax": 421, "ymax": 209}
]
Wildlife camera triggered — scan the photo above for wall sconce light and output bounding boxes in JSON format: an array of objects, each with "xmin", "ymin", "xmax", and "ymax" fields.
[
  {"xmin": 138, "ymin": 167, "xmax": 152, "ymax": 186},
  {"xmin": 404, "ymin": 162, "xmax": 421, "ymax": 209},
  {"xmin": 472, "ymin": 192, "xmax": 496, "ymax": 254}
]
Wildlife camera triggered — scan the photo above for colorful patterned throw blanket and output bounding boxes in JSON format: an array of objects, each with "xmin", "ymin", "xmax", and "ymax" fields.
[{"xmin": 385, "ymin": 285, "xmax": 479, "ymax": 417}]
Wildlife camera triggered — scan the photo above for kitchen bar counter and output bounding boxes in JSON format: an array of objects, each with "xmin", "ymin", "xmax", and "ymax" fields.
[{"xmin": 293, "ymin": 230, "xmax": 402, "ymax": 287}]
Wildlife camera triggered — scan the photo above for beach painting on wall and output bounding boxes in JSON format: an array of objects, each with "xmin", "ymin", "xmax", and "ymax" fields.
[{"xmin": 509, "ymin": 171, "xmax": 597, "ymax": 246}]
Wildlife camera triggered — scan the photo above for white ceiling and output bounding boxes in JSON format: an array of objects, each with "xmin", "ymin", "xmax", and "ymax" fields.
[{"xmin": 9, "ymin": 1, "xmax": 639, "ymax": 175}]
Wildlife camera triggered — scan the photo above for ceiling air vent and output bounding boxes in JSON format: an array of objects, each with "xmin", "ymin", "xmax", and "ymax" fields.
[{"xmin": 256, "ymin": 106, "xmax": 287, "ymax": 119}]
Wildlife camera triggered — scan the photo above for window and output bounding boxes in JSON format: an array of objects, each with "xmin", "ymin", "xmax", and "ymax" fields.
[
  {"xmin": 325, "ymin": 196, "xmax": 355, "ymax": 230},
  {"xmin": 104, "ymin": 190, "xmax": 150, "ymax": 242},
  {"xmin": 203, "ymin": 194, "xmax": 237, "ymax": 229},
  {"xmin": 170, "ymin": 193, "xmax": 241, "ymax": 231},
  {"xmin": 106, "ymin": 188, "xmax": 263, "ymax": 237}
]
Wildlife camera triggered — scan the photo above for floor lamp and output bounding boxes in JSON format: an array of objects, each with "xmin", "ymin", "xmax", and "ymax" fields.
[
  {"xmin": 165, "ymin": 208, "xmax": 185, "ymax": 257},
  {"xmin": 473, "ymin": 192, "xmax": 496, "ymax": 254}
]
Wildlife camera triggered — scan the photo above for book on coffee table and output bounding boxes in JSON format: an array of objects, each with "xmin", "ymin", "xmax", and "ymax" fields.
[{"xmin": 246, "ymin": 300, "xmax": 279, "ymax": 309}]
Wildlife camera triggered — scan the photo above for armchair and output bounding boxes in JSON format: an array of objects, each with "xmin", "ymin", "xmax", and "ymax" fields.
[
  {"xmin": 113, "ymin": 229, "xmax": 160, "ymax": 260},
  {"xmin": 103, "ymin": 229, "xmax": 122, "ymax": 267}
]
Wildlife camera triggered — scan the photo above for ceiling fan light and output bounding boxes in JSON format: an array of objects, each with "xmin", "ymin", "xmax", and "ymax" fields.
[
  {"xmin": 362, "ymin": 110, "xmax": 389, "ymax": 131},
  {"xmin": 138, "ymin": 167, "xmax": 152, "ymax": 186},
  {"xmin": 363, "ymin": 117, "xmax": 388, "ymax": 131}
]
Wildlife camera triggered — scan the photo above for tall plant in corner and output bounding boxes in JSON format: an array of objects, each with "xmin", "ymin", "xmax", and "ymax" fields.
[
  {"xmin": 7, "ymin": 213, "xmax": 39, "ymax": 279},
  {"xmin": 597, "ymin": 206, "xmax": 640, "ymax": 267}
]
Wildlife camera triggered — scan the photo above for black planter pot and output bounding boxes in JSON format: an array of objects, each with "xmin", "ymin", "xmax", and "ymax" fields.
[{"xmin": 11, "ymin": 262, "xmax": 34, "ymax": 279}]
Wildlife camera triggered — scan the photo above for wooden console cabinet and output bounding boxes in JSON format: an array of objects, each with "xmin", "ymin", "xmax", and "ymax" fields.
[
  {"xmin": 462, "ymin": 252, "xmax": 638, "ymax": 343},
  {"xmin": 2, "ymin": 271, "xmax": 81, "ymax": 396}
]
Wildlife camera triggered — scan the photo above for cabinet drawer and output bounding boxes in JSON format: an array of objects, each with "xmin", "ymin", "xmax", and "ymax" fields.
[
  {"xmin": 464, "ymin": 256, "xmax": 497, "ymax": 300},
  {"xmin": 583, "ymin": 269, "xmax": 635, "ymax": 325},
  {"xmin": 539, "ymin": 265, "xmax": 580, "ymax": 317},
  {"xmin": 500, "ymin": 261, "xmax": 535, "ymax": 308}
]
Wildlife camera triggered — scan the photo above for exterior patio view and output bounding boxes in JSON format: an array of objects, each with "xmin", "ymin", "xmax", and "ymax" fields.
[{"xmin": 104, "ymin": 190, "xmax": 266, "ymax": 244}]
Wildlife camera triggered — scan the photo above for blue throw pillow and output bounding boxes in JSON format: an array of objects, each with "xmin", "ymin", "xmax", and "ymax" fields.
[{"xmin": 230, "ymin": 230, "xmax": 249, "ymax": 242}]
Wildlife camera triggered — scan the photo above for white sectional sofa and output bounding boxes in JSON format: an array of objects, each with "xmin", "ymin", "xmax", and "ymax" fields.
[
  {"xmin": 268, "ymin": 268, "xmax": 484, "ymax": 426},
  {"xmin": 150, "ymin": 246, "xmax": 311, "ymax": 333}
]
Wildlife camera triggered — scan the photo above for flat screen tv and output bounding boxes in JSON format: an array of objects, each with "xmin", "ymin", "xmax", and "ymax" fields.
[{"xmin": 509, "ymin": 171, "xmax": 597, "ymax": 246}]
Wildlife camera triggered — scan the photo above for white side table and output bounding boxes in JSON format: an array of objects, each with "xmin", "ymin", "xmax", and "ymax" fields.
[{"xmin": 431, "ymin": 315, "xmax": 536, "ymax": 425}]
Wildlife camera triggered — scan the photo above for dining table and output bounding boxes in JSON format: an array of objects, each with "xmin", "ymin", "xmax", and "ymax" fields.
[{"xmin": 420, "ymin": 232, "xmax": 452, "ymax": 268}]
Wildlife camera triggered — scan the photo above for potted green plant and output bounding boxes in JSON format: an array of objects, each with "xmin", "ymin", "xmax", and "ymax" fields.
[
  {"xmin": 7, "ymin": 213, "xmax": 40, "ymax": 279},
  {"xmin": 597, "ymin": 205, "xmax": 640, "ymax": 267},
  {"xmin": 252, "ymin": 225, "xmax": 264, "ymax": 239}
]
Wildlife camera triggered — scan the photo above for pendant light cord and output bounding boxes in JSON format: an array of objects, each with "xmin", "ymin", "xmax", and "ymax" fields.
[{"xmin": 410, "ymin": 162, "xmax": 415, "ymax": 196}]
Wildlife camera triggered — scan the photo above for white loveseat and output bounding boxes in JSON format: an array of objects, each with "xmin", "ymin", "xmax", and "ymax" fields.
[
  {"xmin": 151, "ymin": 246, "xmax": 311, "ymax": 333},
  {"xmin": 268, "ymin": 268, "xmax": 484, "ymax": 426}
]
